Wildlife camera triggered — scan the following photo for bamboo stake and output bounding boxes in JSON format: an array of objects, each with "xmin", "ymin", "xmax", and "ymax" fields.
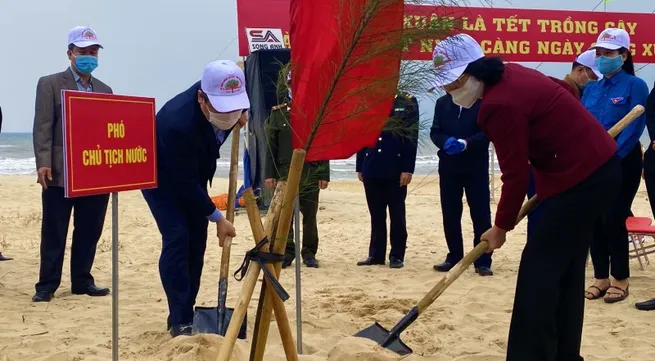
[
  {"xmin": 215, "ymin": 150, "xmax": 305, "ymax": 361},
  {"xmin": 250, "ymin": 181, "xmax": 287, "ymax": 360},
  {"xmin": 242, "ymin": 188, "xmax": 298, "ymax": 361},
  {"xmin": 247, "ymin": 149, "xmax": 306, "ymax": 361}
]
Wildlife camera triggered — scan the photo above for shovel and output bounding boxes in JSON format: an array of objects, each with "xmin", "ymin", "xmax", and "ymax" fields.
[
  {"xmin": 193, "ymin": 124, "xmax": 247, "ymax": 339},
  {"xmin": 354, "ymin": 104, "xmax": 646, "ymax": 355}
]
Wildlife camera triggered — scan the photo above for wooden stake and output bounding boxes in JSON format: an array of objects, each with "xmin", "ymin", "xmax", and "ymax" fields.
[
  {"xmin": 242, "ymin": 188, "xmax": 298, "ymax": 361},
  {"xmin": 250, "ymin": 181, "xmax": 287, "ymax": 360},
  {"xmin": 217, "ymin": 124, "xmax": 240, "ymax": 334},
  {"xmin": 216, "ymin": 149, "xmax": 305, "ymax": 361},
  {"xmin": 249, "ymin": 149, "xmax": 306, "ymax": 361}
]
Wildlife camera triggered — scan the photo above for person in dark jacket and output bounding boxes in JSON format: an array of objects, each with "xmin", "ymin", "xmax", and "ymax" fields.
[
  {"xmin": 264, "ymin": 70, "xmax": 330, "ymax": 269},
  {"xmin": 430, "ymin": 94, "xmax": 492, "ymax": 276},
  {"xmin": 141, "ymin": 59, "xmax": 246, "ymax": 337},
  {"xmin": 635, "ymin": 84, "xmax": 655, "ymax": 311},
  {"xmin": 355, "ymin": 93, "xmax": 419, "ymax": 269},
  {"xmin": 433, "ymin": 34, "xmax": 620, "ymax": 361}
]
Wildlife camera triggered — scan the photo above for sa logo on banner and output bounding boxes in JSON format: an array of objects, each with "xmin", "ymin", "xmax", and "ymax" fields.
[{"xmin": 245, "ymin": 28, "xmax": 284, "ymax": 53}]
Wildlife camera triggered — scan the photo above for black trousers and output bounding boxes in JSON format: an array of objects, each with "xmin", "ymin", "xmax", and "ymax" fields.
[
  {"xmin": 590, "ymin": 143, "xmax": 642, "ymax": 281},
  {"xmin": 35, "ymin": 187, "xmax": 109, "ymax": 293},
  {"xmin": 363, "ymin": 178, "xmax": 408, "ymax": 261},
  {"xmin": 142, "ymin": 188, "xmax": 207, "ymax": 326},
  {"xmin": 285, "ymin": 184, "xmax": 321, "ymax": 260},
  {"xmin": 439, "ymin": 167, "xmax": 492, "ymax": 268},
  {"xmin": 506, "ymin": 156, "xmax": 620, "ymax": 361}
]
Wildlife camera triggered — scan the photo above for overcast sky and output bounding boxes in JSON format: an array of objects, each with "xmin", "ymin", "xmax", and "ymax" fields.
[{"xmin": 0, "ymin": 0, "xmax": 653, "ymax": 133}]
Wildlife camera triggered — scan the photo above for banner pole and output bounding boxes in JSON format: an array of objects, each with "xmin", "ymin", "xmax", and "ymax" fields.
[
  {"xmin": 293, "ymin": 197, "xmax": 303, "ymax": 354},
  {"xmin": 111, "ymin": 192, "xmax": 119, "ymax": 361}
]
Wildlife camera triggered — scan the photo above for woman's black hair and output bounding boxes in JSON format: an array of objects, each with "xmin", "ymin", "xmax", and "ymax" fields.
[
  {"xmin": 618, "ymin": 48, "xmax": 635, "ymax": 75},
  {"xmin": 464, "ymin": 56, "xmax": 505, "ymax": 86}
]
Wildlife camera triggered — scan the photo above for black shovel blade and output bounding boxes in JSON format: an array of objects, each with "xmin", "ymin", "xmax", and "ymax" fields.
[
  {"xmin": 353, "ymin": 322, "xmax": 413, "ymax": 355},
  {"xmin": 193, "ymin": 306, "xmax": 247, "ymax": 339}
]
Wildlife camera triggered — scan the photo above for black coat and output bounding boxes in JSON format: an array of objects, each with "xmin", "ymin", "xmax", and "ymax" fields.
[{"xmin": 356, "ymin": 94, "xmax": 419, "ymax": 180}]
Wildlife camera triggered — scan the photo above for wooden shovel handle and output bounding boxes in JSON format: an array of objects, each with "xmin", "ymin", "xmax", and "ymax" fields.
[
  {"xmin": 415, "ymin": 104, "xmax": 646, "ymax": 315},
  {"xmin": 218, "ymin": 124, "xmax": 241, "ymax": 278}
]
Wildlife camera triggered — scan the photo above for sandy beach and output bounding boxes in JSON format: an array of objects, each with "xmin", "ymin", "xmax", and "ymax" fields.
[{"xmin": 1, "ymin": 174, "xmax": 655, "ymax": 361}]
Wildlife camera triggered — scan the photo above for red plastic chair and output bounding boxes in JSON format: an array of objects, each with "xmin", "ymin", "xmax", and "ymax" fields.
[{"xmin": 626, "ymin": 216, "xmax": 655, "ymax": 270}]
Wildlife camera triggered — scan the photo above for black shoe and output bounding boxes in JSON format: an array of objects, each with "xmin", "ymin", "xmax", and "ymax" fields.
[
  {"xmin": 475, "ymin": 266, "xmax": 493, "ymax": 276},
  {"xmin": 635, "ymin": 298, "xmax": 655, "ymax": 311},
  {"xmin": 281, "ymin": 256, "xmax": 294, "ymax": 269},
  {"xmin": 71, "ymin": 284, "xmax": 110, "ymax": 297},
  {"xmin": 433, "ymin": 261, "xmax": 456, "ymax": 272},
  {"xmin": 389, "ymin": 258, "xmax": 404, "ymax": 269},
  {"xmin": 32, "ymin": 291, "xmax": 53, "ymax": 302},
  {"xmin": 0, "ymin": 253, "xmax": 13, "ymax": 261},
  {"xmin": 303, "ymin": 257, "xmax": 319, "ymax": 268},
  {"xmin": 357, "ymin": 257, "xmax": 385, "ymax": 266},
  {"xmin": 169, "ymin": 323, "xmax": 194, "ymax": 337}
]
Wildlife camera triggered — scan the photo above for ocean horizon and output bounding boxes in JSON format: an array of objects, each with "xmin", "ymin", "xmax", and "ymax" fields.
[{"xmin": 2, "ymin": 131, "xmax": 650, "ymax": 179}]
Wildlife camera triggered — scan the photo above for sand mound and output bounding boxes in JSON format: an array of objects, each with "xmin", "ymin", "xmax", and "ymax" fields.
[
  {"xmin": 146, "ymin": 334, "xmax": 248, "ymax": 361},
  {"xmin": 327, "ymin": 336, "xmax": 404, "ymax": 361}
]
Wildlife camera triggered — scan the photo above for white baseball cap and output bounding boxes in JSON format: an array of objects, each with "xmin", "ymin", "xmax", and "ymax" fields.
[
  {"xmin": 201, "ymin": 60, "xmax": 250, "ymax": 113},
  {"xmin": 68, "ymin": 26, "xmax": 103, "ymax": 48},
  {"xmin": 575, "ymin": 50, "xmax": 603, "ymax": 79},
  {"xmin": 431, "ymin": 33, "xmax": 485, "ymax": 87},
  {"xmin": 591, "ymin": 28, "xmax": 630, "ymax": 51}
]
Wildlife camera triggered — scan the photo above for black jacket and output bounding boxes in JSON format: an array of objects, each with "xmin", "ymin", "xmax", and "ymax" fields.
[
  {"xmin": 356, "ymin": 94, "xmax": 419, "ymax": 180},
  {"xmin": 153, "ymin": 81, "xmax": 232, "ymax": 217},
  {"xmin": 430, "ymin": 94, "xmax": 489, "ymax": 171}
]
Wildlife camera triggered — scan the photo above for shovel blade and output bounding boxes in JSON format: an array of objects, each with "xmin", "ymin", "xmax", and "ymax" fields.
[
  {"xmin": 193, "ymin": 306, "xmax": 247, "ymax": 339},
  {"xmin": 353, "ymin": 322, "xmax": 413, "ymax": 355}
]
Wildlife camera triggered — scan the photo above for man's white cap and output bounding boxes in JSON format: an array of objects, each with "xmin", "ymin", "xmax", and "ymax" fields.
[
  {"xmin": 201, "ymin": 59, "xmax": 250, "ymax": 113},
  {"xmin": 575, "ymin": 50, "xmax": 603, "ymax": 78},
  {"xmin": 68, "ymin": 26, "xmax": 103, "ymax": 48},
  {"xmin": 432, "ymin": 33, "xmax": 485, "ymax": 87},
  {"xmin": 590, "ymin": 28, "xmax": 630, "ymax": 51}
]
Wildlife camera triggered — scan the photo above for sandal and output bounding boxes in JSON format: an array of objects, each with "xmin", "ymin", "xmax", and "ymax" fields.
[
  {"xmin": 584, "ymin": 285, "xmax": 608, "ymax": 300},
  {"xmin": 604, "ymin": 285, "xmax": 629, "ymax": 304}
]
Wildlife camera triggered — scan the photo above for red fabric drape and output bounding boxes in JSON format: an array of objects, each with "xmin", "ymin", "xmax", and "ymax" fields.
[{"xmin": 289, "ymin": 0, "xmax": 404, "ymax": 161}]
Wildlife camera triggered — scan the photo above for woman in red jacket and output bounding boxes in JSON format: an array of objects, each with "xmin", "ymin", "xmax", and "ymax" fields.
[{"xmin": 432, "ymin": 34, "xmax": 620, "ymax": 361}]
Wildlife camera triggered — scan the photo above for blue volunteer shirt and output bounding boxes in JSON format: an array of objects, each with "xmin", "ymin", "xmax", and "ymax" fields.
[{"xmin": 581, "ymin": 69, "xmax": 649, "ymax": 158}]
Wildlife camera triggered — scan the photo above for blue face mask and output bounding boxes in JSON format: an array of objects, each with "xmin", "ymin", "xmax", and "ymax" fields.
[
  {"xmin": 595, "ymin": 55, "xmax": 623, "ymax": 75},
  {"xmin": 74, "ymin": 55, "xmax": 98, "ymax": 74}
]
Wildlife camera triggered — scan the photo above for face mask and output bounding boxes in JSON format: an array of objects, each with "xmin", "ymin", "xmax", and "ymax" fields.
[
  {"xmin": 207, "ymin": 108, "xmax": 242, "ymax": 130},
  {"xmin": 74, "ymin": 55, "xmax": 98, "ymax": 74},
  {"xmin": 595, "ymin": 55, "xmax": 623, "ymax": 75},
  {"xmin": 449, "ymin": 77, "xmax": 483, "ymax": 109}
]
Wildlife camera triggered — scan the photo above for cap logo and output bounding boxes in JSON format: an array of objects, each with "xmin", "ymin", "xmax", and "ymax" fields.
[
  {"xmin": 600, "ymin": 31, "xmax": 616, "ymax": 41},
  {"xmin": 82, "ymin": 29, "xmax": 96, "ymax": 40},
  {"xmin": 433, "ymin": 50, "xmax": 451, "ymax": 68},
  {"xmin": 220, "ymin": 75, "xmax": 243, "ymax": 93}
]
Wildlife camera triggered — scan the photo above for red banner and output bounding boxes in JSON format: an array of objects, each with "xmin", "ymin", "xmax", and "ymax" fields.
[
  {"xmin": 62, "ymin": 91, "xmax": 157, "ymax": 197},
  {"xmin": 236, "ymin": 1, "xmax": 655, "ymax": 63}
]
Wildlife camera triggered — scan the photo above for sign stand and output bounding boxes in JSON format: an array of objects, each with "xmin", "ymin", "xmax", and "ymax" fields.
[
  {"xmin": 293, "ymin": 198, "xmax": 302, "ymax": 354},
  {"xmin": 111, "ymin": 192, "xmax": 119, "ymax": 361}
]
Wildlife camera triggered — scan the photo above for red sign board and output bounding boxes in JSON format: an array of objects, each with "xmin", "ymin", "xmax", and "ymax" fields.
[
  {"xmin": 62, "ymin": 91, "xmax": 157, "ymax": 197},
  {"xmin": 236, "ymin": 1, "xmax": 655, "ymax": 63}
]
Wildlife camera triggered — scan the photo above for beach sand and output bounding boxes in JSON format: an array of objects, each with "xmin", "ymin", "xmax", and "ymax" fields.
[{"xmin": 1, "ymin": 174, "xmax": 655, "ymax": 361}]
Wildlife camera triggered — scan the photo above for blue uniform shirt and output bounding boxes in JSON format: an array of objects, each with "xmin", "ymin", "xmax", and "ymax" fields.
[{"xmin": 581, "ymin": 69, "xmax": 649, "ymax": 159}]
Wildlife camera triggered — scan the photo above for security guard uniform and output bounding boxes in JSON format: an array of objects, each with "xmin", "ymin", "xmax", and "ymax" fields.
[
  {"xmin": 264, "ymin": 102, "xmax": 330, "ymax": 268},
  {"xmin": 430, "ymin": 94, "xmax": 492, "ymax": 275},
  {"xmin": 355, "ymin": 93, "xmax": 419, "ymax": 268}
]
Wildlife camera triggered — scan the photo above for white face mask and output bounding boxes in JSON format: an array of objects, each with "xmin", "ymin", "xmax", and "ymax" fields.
[
  {"xmin": 207, "ymin": 109, "xmax": 242, "ymax": 130},
  {"xmin": 449, "ymin": 76, "xmax": 483, "ymax": 109}
]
